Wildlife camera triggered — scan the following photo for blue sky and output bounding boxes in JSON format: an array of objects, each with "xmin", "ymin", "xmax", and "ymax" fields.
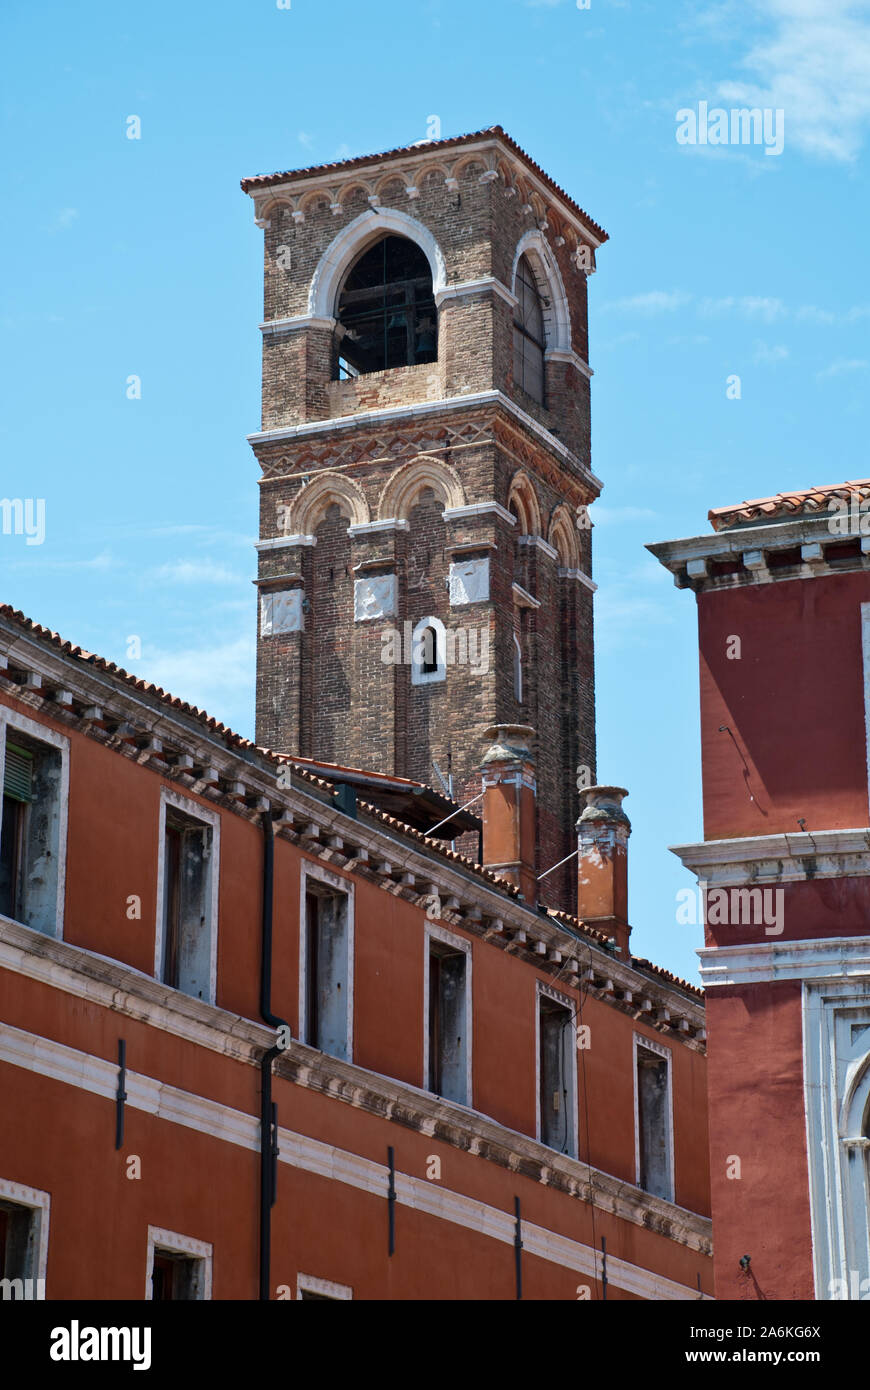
[{"xmin": 1, "ymin": 0, "xmax": 868, "ymax": 983}]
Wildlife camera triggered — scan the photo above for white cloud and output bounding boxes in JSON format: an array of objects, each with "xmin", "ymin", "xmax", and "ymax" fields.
[
  {"xmin": 152, "ymin": 560, "xmax": 245, "ymax": 586},
  {"xmin": 796, "ymin": 304, "xmax": 836, "ymax": 324},
  {"xmin": 816, "ymin": 357, "xmax": 870, "ymax": 379},
  {"xmin": 700, "ymin": 295, "xmax": 787, "ymax": 321},
  {"xmin": 603, "ymin": 290, "xmax": 691, "ymax": 314},
  {"xmin": 137, "ymin": 635, "xmax": 256, "ymax": 727},
  {"xmin": 717, "ymin": 0, "xmax": 870, "ymax": 162},
  {"xmin": 753, "ymin": 340, "xmax": 790, "ymax": 363}
]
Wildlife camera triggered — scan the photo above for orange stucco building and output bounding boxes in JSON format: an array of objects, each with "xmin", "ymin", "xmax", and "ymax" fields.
[{"xmin": 0, "ymin": 604, "xmax": 710, "ymax": 1300}]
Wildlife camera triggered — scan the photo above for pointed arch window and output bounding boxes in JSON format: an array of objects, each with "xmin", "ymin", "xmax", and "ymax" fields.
[
  {"xmin": 513, "ymin": 254, "xmax": 546, "ymax": 404},
  {"xmin": 335, "ymin": 235, "xmax": 437, "ymax": 379}
]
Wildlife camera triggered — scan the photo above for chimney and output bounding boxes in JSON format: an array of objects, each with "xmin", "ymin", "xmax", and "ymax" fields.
[
  {"xmin": 480, "ymin": 725, "xmax": 537, "ymax": 904},
  {"xmin": 577, "ymin": 785, "xmax": 632, "ymax": 958}
]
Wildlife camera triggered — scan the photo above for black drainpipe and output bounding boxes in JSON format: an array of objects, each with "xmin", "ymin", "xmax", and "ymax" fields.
[{"xmin": 259, "ymin": 811, "xmax": 289, "ymax": 1302}]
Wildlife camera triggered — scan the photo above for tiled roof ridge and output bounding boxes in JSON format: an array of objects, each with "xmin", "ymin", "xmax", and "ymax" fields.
[
  {"xmin": 240, "ymin": 125, "xmax": 608, "ymax": 243},
  {"xmin": 709, "ymin": 479, "xmax": 870, "ymax": 532}
]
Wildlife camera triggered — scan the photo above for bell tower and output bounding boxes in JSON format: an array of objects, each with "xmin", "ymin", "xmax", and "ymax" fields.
[{"xmin": 242, "ymin": 127, "xmax": 607, "ymax": 908}]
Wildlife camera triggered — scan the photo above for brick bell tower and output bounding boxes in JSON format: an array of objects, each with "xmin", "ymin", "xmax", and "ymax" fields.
[{"xmin": 241, "ymin": 127, "xmax": 606, "ymax": 908}]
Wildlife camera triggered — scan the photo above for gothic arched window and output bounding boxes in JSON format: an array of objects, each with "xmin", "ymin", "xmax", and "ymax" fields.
[
  {"xmin": 336, "ymin": 236, "xmax": 438, "ymax": 379},
  {"xmin": 513, "ymin": 253, "xmax": 546, "ymax": 404}
]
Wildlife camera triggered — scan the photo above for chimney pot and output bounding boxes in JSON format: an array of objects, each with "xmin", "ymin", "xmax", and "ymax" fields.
[{"xmin": 577, "ymin": 783, "xmax": 632, "ymax": 958}]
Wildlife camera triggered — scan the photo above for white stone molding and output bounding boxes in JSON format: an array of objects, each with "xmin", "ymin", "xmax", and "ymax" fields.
[
  {"xmin": 435, "ymin": 277, "xmax": 517, "ymax": 309},
  {"xmin": 145, "ymin": 1226, "xmax": 213, "ymax": 1300},
  {"xmin": 803, "ymin": 978, "xmax": 870, "ymax": 1298},
  {"xmin": 0, "ymin": 1176, "xmax": 50, "ymax": 1288},
  {"xmin": 512, "ymin": 229, "xmax": 572, "ymax": 353},
  {"xmin": 672, "ymin": 827, "xmax": 870, "ymax": 888},
  {"xmin": 309, "ymin": 208, "xmax": 447, "ymax": 317},
  {"xmin": 632, "ymin": 1032, "xmax": 675, "ymax": 1205},
  {"xmin": 296, "ymin": 1273, "xmax": 353, "ymax": 1300},
  {"xmin": 698, "ymin": 937, "xmax": 870, "ymax": 989}
]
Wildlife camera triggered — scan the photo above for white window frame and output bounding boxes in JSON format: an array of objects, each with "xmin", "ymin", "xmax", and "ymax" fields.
[
  {"xmin": 804, "ymin": 976, "xmax": 870, "ymax": 1299},
  {"xmin": 298, "ymin": 859, "xmax": 354, "ymax": 1061},
  {"xmin": 861, "ymin": 602, "xmax": 870, "ymax": 816},
  {"xmin": 513, "ymin": 632, "xmax": 523, "ymax": 703},
  {"xmin": 153, "ymin": 786, "xmax": 221, "ymax": 1004},
  {"xmin": 0, "ymin": 1176, "xmax": 50, "ymax": 1293},
  {"xmin": 423, "ymin": 920, "xmax": 473, "ymax": 1107},
  {"xmin": 145, "ymin": 1226, "xmax": 212, "ymax": 1300},
  {"xmin": 535, "ymin": 981, "xmax": 579, "ymax": 1159},
  {"xmin": 411, "ymin": 616, "xmax": 447, "ymax": 686},
  {"xmin": 632, "ymin": 1031, "xmax": 675, "ymax": 1203},
  {"xmin": 0, "ymin": 708, "xmax": 69, "ymax": 939},
  {"xmin": 296, "ymin": 1273, "xmax": 353, "ymax": 1301}
]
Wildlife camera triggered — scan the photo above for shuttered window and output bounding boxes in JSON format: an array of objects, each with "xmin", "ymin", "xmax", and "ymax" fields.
[{"xmin": 3, "ymin": 743, "xmax": 33, "ymax": 803}]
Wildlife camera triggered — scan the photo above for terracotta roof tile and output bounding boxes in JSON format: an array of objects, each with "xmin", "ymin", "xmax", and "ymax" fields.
[
  {"xmin": 709, "ymin": 479, "xmax": 870, "ymax": 531},
  {"xmin": 240, "ymin": 125, "xmax": 608, "ymax": 244}
]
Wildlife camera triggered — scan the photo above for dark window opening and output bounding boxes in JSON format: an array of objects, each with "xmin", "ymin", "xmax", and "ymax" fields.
[
  {"xmin": 428, "ymin": 942, "xmax": 467, "ymax": 1104},
  {"xmin": 335, "ymin": 235, "xmax": 437, "ymax": 378},
  {"xmin": 421, "ymin": 626, "xmax": 438, "ymax": 675},
  {"xmin": 304, "ymin": 884, "xmax": 350, "ymax": 1060},
  {"xmin": 637, "ymin": 1044, "xmax": 673, "ymax": 1200},
  {"xmin": 539, "ymin": 995, "xmax": 575, "ymax": 1155},
  {"xmin": 162, "ymin": 808, "xmax": 213, "ymax": 999},
  {"xmin": 0, "ymin": 735, "xmax": 62, "ymax": 934},
  {"xmin": 151, "ymin": 1250, "xmax": 204, "ymax": 1301},
  {"xmin": 0, "ymin": 1199, "xmax": 39, "ymax": 1295},
  {"xmin": 513, "ymin": 253, "xmax": 546, "ymax": 405}
]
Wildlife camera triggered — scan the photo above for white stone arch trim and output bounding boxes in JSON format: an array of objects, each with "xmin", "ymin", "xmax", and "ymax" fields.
[
  {"xmin": 507, "ymin": 470, "xmax": 543, "ymax": 536},
  {"xmin": 377, "ymin": 456, "xmax": 465, "ymax": 522},
  {"xmin": 549, "ymin": 504, "xmax": 581, "ymax": 569},
  {"xmin": 292, "ymin": 471, "xmax": 370, "ymax": 534},
  {"xmin": 309, "ymin": 208, "xmax": 448, "ymax": 318},
  {"xmin": 841, "ymin": 1042, "xmax": 870, "ymax": 1137},
  {"xmin": 511, "ymin": 229, "xmax": 571, "ymax": 353}
]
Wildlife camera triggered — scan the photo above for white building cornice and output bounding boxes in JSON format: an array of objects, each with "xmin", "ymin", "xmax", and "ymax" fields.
[
  {"xmin": 671, "ymin": 827, "xmax": 870, "ymax": 888},
  {"xmin": 698, "ymin": 937, "xmax": 870, "ymax": 988},
  {"xmin": 247, "ymin": 390, "xmax": 601, "ymax": 493}
]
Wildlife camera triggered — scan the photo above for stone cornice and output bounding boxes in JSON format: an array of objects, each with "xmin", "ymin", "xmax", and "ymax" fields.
[
  {"xmin": 671, "ymin": 828, "xmax": 870, "ymax": 888},
  {"xmin": 247, "ymin": 390, "xmax": 601, "ymax": 494},
  {"xmin": 434, "ymin": 277, "xmax": 517, "ymax": 309},
  {"xmin": 698, "ymin": 936, "xmax": 870, "ymax": 988},
  {"xmin": 0, "ymin": 917, "xmax": 708, "ymax": 1256},
  {"xmin": 545, "ymin": 347, "xmax": 594, "ymax": 380},
  {"xmin": 260, "ymin": 315, "xmax": 337, "ymax": 336},
  {"xmin": 648, "ymin": 511, "xmax": 870, "ymax": 593},
  {"xmin": 243, "ymin": 134, "xmax": 606, "ymax": 251}
]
